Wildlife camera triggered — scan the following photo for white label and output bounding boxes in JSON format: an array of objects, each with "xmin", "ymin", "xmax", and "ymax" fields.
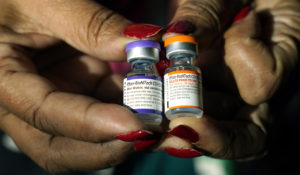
[
  {"xmin": 164, "ymin": 70, "xmax": 202, "ymax": 112},
  {"xmin": 123, "ymin": 76, "xmax": 162, "ymax": 114}
]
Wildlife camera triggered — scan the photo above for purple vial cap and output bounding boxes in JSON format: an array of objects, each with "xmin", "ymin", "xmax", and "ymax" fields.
[{"xmin": 126, "ymin": 40, "xmax": 161, "ymax": 53}]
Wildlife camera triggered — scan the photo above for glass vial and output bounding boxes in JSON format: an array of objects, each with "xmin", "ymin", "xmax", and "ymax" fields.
[
  {"xmin": 164, "ymin": 35, "xmax": 203, "ymax": 120},
  {"xmin": 123, "ymin": 40, "xmax": 163, "ymax": 125}
]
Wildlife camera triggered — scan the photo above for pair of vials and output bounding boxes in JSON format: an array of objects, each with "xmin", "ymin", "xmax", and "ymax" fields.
[{"xmin": 123, "ymin": 35, "xmax": 203, "ymax": 125}]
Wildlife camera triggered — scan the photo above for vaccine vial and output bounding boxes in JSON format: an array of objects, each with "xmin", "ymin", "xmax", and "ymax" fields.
[
  {"xmin": 123, "ymin": 40, "xmax": 163, "ymax": 125},
  {"xmin": 164, "ymin": 35, "xmax": 203, "ymax": 120}
]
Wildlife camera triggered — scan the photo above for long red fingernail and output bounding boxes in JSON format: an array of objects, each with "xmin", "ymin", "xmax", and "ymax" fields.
[
  {"xmin": 164, "ymin": 148, "xmax": 202, "ymax": 158},
  {"xmin": 232, "ymin": 6, "xmax": 251, "ymax": 24},
  {"xmin": 123, "ymin": 23, "xmax": 163, "ymax": 39},
  {"xmin": 115, "ymin": 130, "xmax": 152, "ymax": 142},
  {"xmin": 134, "ymin": 139, "xmax": 159, "ymax": 151},
  {"xmin": 168, "ymin": 125, "xmax": 200, "ymax": 143},
  {"xmin": 165, "ymin": 21, "xmax": 195, "ymax": 34}
]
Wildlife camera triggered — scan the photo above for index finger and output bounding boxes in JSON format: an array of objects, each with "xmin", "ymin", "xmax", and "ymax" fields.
[
  {"xmin": 7, "ymin": 0, "xmax": 133, "ymax": 61},
  {"xmin": 0, "ymin": 112, "xmax": 134, "ymax": 174},
  {"xmin": 163, "ymin": 103, "xmax": 269, "ymax": 159},
  {"xmin": 0, "ymin": 44, "xmax": 143, "ymax": 142}
]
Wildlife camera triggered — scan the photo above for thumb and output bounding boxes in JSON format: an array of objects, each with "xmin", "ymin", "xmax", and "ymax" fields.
[
  {"xmin": 163, "ymin": 0, "xmax": 247, "ymax": 49},
  {"xmin": 224, "ymin": 10, "xmax": 279, "ymax": 105},
  {"xmin": 10, "ymin": 0, "xmax": 162, "ymax": 61}
]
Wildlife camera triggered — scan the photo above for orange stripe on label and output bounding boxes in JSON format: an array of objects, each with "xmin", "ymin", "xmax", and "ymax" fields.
[
  {"xmin": 167, "ymin": 70, "xmax": 197, "ymax": 76},
  {"xmin": 169, "ymin": 105, "xmax": 202, "ymax": 110}
]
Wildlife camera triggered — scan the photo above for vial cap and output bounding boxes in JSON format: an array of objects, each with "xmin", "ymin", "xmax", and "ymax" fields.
[
  {"xmin": 126, "ymin": 40, "xmax": 161, "ymax": 53},
  {"xmin": 126, "ymin": 40, "xmax": 161, "ymax": 63},
  {"xmin": 164, "ymin": 35, "xmax": 198, "ymax": 47},
  {"xmin": 164, "ymin": 35, "xmax": 198, "ymax": 59}
]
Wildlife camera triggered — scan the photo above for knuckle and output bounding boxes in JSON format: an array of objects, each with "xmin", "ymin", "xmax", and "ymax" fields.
[
  {"xmin": 0, "ymin": 43, "xmax": 18, "ymax": 59},
  {"xmin": 98, "ymin": 141, "xmax": 133, "ymax": 167},
  {"xmin": 177, "ymin": 0, "xmax": 222, "ymax": 30},
  {"xmin": 84, "ymin": 7, "xmax": 118, "ymax": 48},
  {"xmin": 42, "ymin": 154, "xmax": 68, "ymax": 174},
  {"xmin": 40, "ymin": 137, "xmax": 69, "ymax": 174},
  {"xmin": 31, "ymin": 89, "xmax": 57, "ymax": 132}
]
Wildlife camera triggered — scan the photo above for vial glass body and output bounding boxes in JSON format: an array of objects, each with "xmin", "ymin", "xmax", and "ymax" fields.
[
  {"xmin": 164, "ymin": 54, "xmax": 203, "ymax": 120},
  {"xmin": 124, "ymin": 60, "xmax": 163, "ymax": 125}
]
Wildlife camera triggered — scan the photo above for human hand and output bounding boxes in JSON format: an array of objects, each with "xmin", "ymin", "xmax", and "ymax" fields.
[
  {"xmin": 0, "ymin": 0, "xmax": 163, "ymax": 173},
  {"xmin": 145, "ymin": 0, "xmax": 299, "ymax": 159}
]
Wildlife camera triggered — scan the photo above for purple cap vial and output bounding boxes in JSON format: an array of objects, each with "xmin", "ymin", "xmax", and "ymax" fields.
[{"xmin": 126, "ymin": 40, "xmax": 160, "ymax": 63}]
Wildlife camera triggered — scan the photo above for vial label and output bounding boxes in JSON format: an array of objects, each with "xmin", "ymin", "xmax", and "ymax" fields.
[
  {"xmin": 124, "ymin": 76, "xmax": 162, "ymax": 114},
  {"xmin": 164, "ymin": 70, "xmax": 202, "ymax": 112}
]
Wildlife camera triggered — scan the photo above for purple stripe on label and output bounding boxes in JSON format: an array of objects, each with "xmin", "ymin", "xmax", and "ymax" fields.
[
  {"xmin": 134, "ymin": 109, "xmax": 162, "ymax": 114},
  {"xmin": 127, "ymin": 76, "xmax": 162, "ymax": 81}
]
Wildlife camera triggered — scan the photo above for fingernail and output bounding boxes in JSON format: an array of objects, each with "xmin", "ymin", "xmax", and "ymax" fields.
[
  {"xmin": 134, "ymin": 139, "xmax": 159, "ymax": 151},
  {"xmin": 232, "ymin": 6, "xmax": 251, "ymax": 24},
  {"xmin": 168, "ymin": 125, "xmax": 200, "ymax": 143},
  {"xmin": 165, "ymin": 21, "xmax": 195, "ymax": 34},
  {"xmin": 164, "ymin": 147, "xmax": 202, "ymax": 158},
  {"xmin": 123, "ymin": 23, "xmax": 163, "ymax": 39},
  {"xmin": 115, "ymin": 130, "xmax": 152, "ymax": 142}
]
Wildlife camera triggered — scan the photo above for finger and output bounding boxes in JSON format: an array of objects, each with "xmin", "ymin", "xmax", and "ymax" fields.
[
  {"xmin": 42, "ymin": 56, "xmax": 124, "ymax": 104},
  {"xmin": 163, "ymin": 0, "xmax": 249, "ymax": 49},
  {"xmin": 225, "ymin": 11, "xmax": 276, "ymax": 105},
  {"xmin": 156, "ymin": 136, "xmax": 204, "ymax": 158},
  {"xmin": 36, "ymin": 50, "xmax": 124, "ymax": 103},
  {"xmin": 0, "ymin": 110, "xmax": 133, "ymax": 174},
  {"xmin": 224, "ymin": 4, "xmax": 300, "ymax": 104},
  {"xmin": 165, "ymin": 103, "xmax": 269, "ymax": 159},
  {"xmin": 0, "ymin": 43, "xmax": 143, "ymax": 142},
  {"xmin": 6, "ymin": 0, "xmax": 161, "ymax": 61},
  {"xmin": 39, "ymin": 53, "xmax": 112, "ymax": 95},
  {"xmin": 0, "ymin": 26, "xmax": 60, "ymax": 49}
]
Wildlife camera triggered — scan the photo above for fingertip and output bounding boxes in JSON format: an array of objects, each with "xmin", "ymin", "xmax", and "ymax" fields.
[
  {"xmin": 167, "ymin": 117, "xmax": 225, "ymax": 154},
  {"xmin": 164, "ymin": 147, "xmax": 203, "ymax": 158},
  {"xmin": 168, "ymin": 124, "xmax": 200, "ymax": 143},
  {"xmin": 232, "ymin": 6, "xmax": 252, "ymax": 24},
  {"xmin": 115, "ymin": 130, "xmax": 153, "ymax": 142},
  {"xmin": 225, "ymin": 10, "xmax": 258, "ymax": 39},
  {"xmin": 123, "ymin": 23, "xmax": 163, "ymax": 40},
  {"xmin": 169, "ymin": 117, "xmax": 201, "ymax": 131},
  {"xmin": 163, "ymin": 21, "xmax": 196, "ymax": 41},
  {"xmin": 106, "ymin": 104, "xmax": 144, "ymax": 133},
  {"xmin": 158, "ymin": 134, "xmax": 192, "ymax": 151},
  {"xmin": 168, "ymin": 117, "xmax": 205, "ymax": 144},
  {"xmin": 85, "ymin": 103, "xmax": 144, "ymax": 141}
]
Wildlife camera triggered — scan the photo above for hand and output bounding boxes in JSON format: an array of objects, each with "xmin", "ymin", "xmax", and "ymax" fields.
[
  {"xmin": 151, "ymin": 0, "xmax": 300, "ymax": 159},
  {"xmin": 0, "ymin": 0, "xmax": 162, "ymax": 173}
]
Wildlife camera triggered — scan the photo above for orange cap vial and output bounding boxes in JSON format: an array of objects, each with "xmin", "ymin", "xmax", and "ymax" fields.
[{"xmin": 164, "ymin": 35, "xmax": 198, "ymax": 59}]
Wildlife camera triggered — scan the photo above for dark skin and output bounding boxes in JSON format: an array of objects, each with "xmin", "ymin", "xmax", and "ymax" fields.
[
  {"xmin": 0, "ymin": 0, "xmax": 299, "ymax": 173},
  {"xmin": 154, "ymin": 0, "xmax": 299, "ymax": 159}
]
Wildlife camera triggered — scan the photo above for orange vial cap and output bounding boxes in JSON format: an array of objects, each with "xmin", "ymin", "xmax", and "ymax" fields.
[{"xmin": 164, "ymin": 35, "xmax": 198, "ymax": 47}]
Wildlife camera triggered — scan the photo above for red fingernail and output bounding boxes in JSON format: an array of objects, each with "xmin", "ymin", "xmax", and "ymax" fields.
[
  {"xmin": 165, "ymin": 21, "xmax": 195, "ymax": 34},
  {"xmin": 232, "ymin": 6, "xmax": 251, "ymax": 24},
  {"xmin": 115, "ymin": 130, "xmax": 152, "ymax": 141},
  {"xmin": 168, "ymin": 125, "xmax": 200, "ymax": 143},
  {"xmin": 134, "ymin": 139, "xmax": 159, "ymax": 151},
  {"xmin": 123, "ymin": 23, "xmax": 163, "ymax": 39},
  {"xmin": 164, "ymin": 148, "xmax": 202, "ymax": 158}
]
